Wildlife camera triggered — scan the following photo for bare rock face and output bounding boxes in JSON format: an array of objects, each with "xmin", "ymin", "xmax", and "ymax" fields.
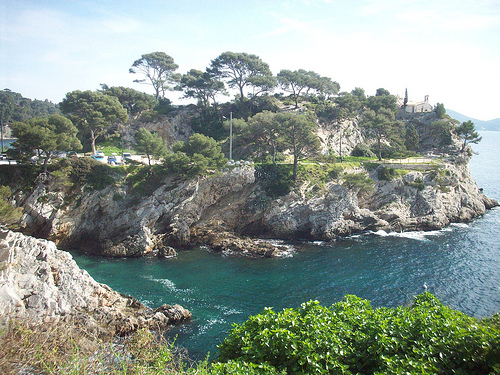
[{"xmin": 0, "ymin": 228, "xmax": 190, "ymax": 336}]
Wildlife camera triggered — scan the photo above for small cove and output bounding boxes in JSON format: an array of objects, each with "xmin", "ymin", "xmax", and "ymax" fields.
[{"xmin": 72, "ymin": 131, "xmax": 500, "ymax": 358}]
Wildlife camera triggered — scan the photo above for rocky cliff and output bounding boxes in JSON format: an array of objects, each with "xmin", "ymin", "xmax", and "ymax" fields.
[
  {"xmin": 17, "ymin": 148, "xmax": 497, "ymax": 258},
  {"xmin": 13, "ymin": 111, "xmax": 498, "ymax": 258},
  {"xmin": 0, "ymin": 228, "xmax": 191, "ymax": 335}
]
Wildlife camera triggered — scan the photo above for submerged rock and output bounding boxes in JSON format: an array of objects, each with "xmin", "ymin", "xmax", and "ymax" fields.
[{"xmin": 0, "ymin": 228, "xmax": 190, "ymax": 336}]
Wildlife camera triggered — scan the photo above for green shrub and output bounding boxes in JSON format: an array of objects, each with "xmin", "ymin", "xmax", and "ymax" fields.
[
  {"xmin": 216, "ymin": 293, "xmax": 500, "ymax": 374},
  {"xmin": 0, "ymin": 164, "xmax": 41, "ymax": 193},
  {"xmin": 406, "ymin": 177, "xmax": 425, "ymax": 191},
  {"xmin": 351, "ymin": 143, "xmax": 376, "ymax": 158},
  {"xmin": 342, "ymin": 172, "xmax": 374, "ymax": 195},
  {"xmin": 211, "ymin": 360, "xmax": 285, "ymax": 374},
  {"xmin": 0, "ymin": 186, "xmax": 23, "ymax": 226},
  {"xmin": 164, "ymin": 133, "xmax": 227, "ymax": 177},
  {"xmin": 126, "ymin": 164, "xmax": 167, "ymax": 197},
  {"xmin": 377, "ymin": 166, "xmax": 398, "ymax": 181},
  {"xmin": 255, "ymin": 164, "xmax": 294, "ymax": 198},
  {"xmin": 55, "ymin": 158, "xmax": 116, "ymax": 191}
]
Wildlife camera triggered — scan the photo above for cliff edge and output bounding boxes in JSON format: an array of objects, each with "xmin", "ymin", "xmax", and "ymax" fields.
[{"xmin": 0, "ymin": 227, "xmax": 191, "ymax": 335}]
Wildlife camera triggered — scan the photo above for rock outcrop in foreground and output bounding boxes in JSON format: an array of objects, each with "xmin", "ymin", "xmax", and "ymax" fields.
[{"xmin": 0, "ymin": 228, "xmax": 190, "ymax": 336}]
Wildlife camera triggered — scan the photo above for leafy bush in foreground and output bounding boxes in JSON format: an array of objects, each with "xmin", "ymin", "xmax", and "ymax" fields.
[{"xmin": 217, "ymin": 293, "xmax": 500, "ymax": 374}]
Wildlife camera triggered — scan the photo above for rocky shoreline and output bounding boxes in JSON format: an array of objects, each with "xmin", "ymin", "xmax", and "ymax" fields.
[
  {"xmin": 16, "ymin": 153, "xmax": 498, "ymax": 259},
  {"xmin": 10, "ymin": 111, "xmax": 498, "ymax": 259},
  {"xmin": 0, "ymin": 228, "xmax": 190, "ymax": 336}
]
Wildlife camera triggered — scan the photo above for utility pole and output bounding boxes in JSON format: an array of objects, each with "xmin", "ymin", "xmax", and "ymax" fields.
[
  {"xmin": 1, "ymin": 119, "xmax": 4, "ymax": 153},
  {"xmin": 229, "ymin": 111, "xmax": 233, "ymax": 161}
]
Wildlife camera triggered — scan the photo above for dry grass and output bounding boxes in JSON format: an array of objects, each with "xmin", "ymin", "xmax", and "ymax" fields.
[{"xmin": 0, "ymin": 318, "xmax": 205, "ymax": 375}]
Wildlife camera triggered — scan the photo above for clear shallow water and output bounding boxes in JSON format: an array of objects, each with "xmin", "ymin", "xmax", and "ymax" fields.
[{"xmin": 72, "ymin": 131, "xmax": 500, "ymax": 358}]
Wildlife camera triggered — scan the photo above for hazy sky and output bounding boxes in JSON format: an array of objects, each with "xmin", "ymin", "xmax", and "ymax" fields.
[{"xmin": 2, "ymin": 0, "xmax": 499, "ymax": 120}]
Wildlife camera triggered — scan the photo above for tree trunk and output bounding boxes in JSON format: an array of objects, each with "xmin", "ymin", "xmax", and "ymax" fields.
[
  {"xmin": 293, "ymin": 153, "xmax": 298, "ymax": 181},
  {"xmin": 271, "ymin": 139, "xmax": 277, "ymax": 166},
  {"xmin": 90, "ymin": 129, "xmax": 97, "ymax": 155},
  {"xmin": 377, "ymin": 138, "xmax": 382, "ymax": 161}
]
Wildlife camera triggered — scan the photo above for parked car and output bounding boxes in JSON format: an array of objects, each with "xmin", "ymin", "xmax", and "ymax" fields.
[
  {"xmin": 90, "ymin": 153, "xmax": 105, "ymax": 161},
  {"xmin": 51, "ymin": 151, "xmax": 67, "ymax": 158},
  {"xmin": 107, "ymin": 155, "xmax": 117, "ymax": 165},
  {"xmin": 122, "ymin": 152, "xmax": 133, "ymax": 163},
  {"xmin": 67, "ymin": 151, "xmax": 78, "ymax": 158}
]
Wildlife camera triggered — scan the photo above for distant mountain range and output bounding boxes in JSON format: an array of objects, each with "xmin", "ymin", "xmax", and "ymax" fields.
[{"xmin": 446, "ymin": 109, "xmax": 500, "ymax": 131}]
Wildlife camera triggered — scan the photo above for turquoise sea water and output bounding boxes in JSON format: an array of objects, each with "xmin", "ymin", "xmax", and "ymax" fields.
[{"xmin": 72, "ymin": 131, "xmax": 500, "ymax": 358}]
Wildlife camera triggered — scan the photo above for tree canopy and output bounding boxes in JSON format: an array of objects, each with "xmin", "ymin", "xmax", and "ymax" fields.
[
  {"xmin": 361, "ymin": 108, "xmax": 404, "ymax": 161},
  {"xmin": 179, "ymin": 69, "xmax": 226, "ymax": 107},
  {"xmin": 134, "ymin": 128, "xmax": 167, "ymax": 167},
  {"xmin": 276, "ymin": 112, "xmax": 320, "ymax": 180},
  {"xmin": 59, "ymin": 90, "xmax": 127, "ymax": 154},
  {"xmin": 11, "ymin": 114, "xmax": 82, "ymax": 172},
  {"xmin": 209, "ymin": 52, "xmax": 275, "ymax": 103},
  {"xmin": 455, "ymin": 120, "xmax": 482, "ymax": 152},
  {"xmin": 165, "ymin": 133, "xmax": 227, "ymax": 176},
  {"xmin": 129, "ymin": 52, "xmax": 180, "ymax": 100},
  {"xmin": 100, "ymin": 85, "xmax": 157, "ymax": 117}
]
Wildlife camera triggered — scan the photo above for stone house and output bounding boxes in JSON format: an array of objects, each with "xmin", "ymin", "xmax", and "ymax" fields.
[{"xmin": 398, "ymin": 95, "xmax": 433, "ymax": 113}]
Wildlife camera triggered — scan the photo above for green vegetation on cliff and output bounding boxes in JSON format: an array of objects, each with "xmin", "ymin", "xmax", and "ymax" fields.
[{"xmin": 218, "ymin": 293, "xmax": 500, "ymax": 374}]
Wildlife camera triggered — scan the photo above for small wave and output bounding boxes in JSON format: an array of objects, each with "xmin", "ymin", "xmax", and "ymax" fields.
[
  {"xmin": 312, "ymin": 240, "xmax": 326, "ymax": 245},
  {"xmin": 142, "ymin": 275, "xmax": 177, "ymax": 291},
  {"xmin": 142, "ymin": 275, "xmax": 195, "ymax": 295},
  {"xmin": 196, "ymin": 317, "xmax": 227, "ymax": 335},
  {"xmin": 369, "ymin": 229, "xmax": 446, "ymax": 241},
  {"xmin": 255, "ymin": 239, "xmax": 296, "ymax": 258},
  {"xmin": 449, "ymin": 223, "xmax": 469, "ymax": 229},
  {"xmin": 214, "ymin": 304, "xmax": 243, "ymax": 316}
]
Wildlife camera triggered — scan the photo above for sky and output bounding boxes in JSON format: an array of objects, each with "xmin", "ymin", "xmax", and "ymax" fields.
[{"xmin": 1, "ymin": 0, "xmax": 500, "ymax": 120}]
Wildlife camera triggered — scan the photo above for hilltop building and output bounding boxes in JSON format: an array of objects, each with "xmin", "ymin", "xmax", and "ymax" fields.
[{"xmin": 397, "ymin": 95, "xmax": 433, "ymax": 113}]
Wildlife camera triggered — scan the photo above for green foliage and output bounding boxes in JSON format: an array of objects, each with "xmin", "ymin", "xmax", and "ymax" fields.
[
  {"xmin": 135, "ymin": 128, "xmax": 167, "ymax": 166},
  {"xmin": 377, "ymin": 166, "xmax": 398, "ymax": 181},
  {"xmin": 342, "ymin": 172, "xmax": 374, "ymax": 195},
  {"xmin": 100, "ymin": 85, "xmax": 157, "ymax": 117},
  {"xmin": 56, "ymin": 157, "xmax": 116, "ymax": 191},
  {"xmin": 0, "ymin": 164, "xmax": 41, "ymax": 193},
  {"xmin": 276, "ymin": 112, "xmax": 321, "ymax": 180},
  {"xmin": 129, "ymin": 52, "xmax": 180, "ymax": 100},
  {"xmin": 126, "ymin": 164, "xmax": 168, "ymax": 197},
  {"xmin": 430, "ymin": 120, "xmax": 453, "ymax": 147},
  {"xmin": 277, "ymin": 69, "xmax": 339, "ymax": 108},
  {"xmin": 209, "ymin": 52, "xmax": 275, "ymax": 103},
  {"xmin": 11, "ymin": 114, "xmax": 82, "ymax": 172},
  {"xmin": 0, "ymin": 185, "xmax": 23, "ymax": 225},
  {"xmin": 361, "ymin": 107, "xmax": 406, "ymax": 161},
  {"xmin": 60, "ymin": 90, "xmax": 127, "ymax": 154},
  {"xmin": 351, "ymin": 143, "xmax": 377, "ymax": 158},
  {"xmin": 405, "ymin": 123, "xmax": 420, "ymax": 151},
  {"xmin": 217, "ymin": 293, "xmax": 500, "ymax": 374},
  {"xmin": 455, "ymin": 120, "xmax": 482, "ymax": 151},
  {"xmin": 255, "ymin": 164, "xmax": 294, "ymax": 198},
  {"xmin": 435, "ymin": 102, "xmax": 447, "ymax": 119},
  {"xmin": 211, "ymin": 360, "xmax": 285, "ymax": 374},
  {"xmin": 405, "ymin": 177, "xmax": 425, "ymax": 190},
  {"xmin": 1, "ymin": 89, "xmax": 60, "ymax": 124},
  {"xmin": 179, "ymin": 69, "xmax": 227, "ymax": 108},
  {"xmin": 366, "ymin": 89, "xmax": 398, "ymax": 114},
  {"xmin": 165, "ymin": 133, "xmax": 227, "ymax": 176},
  {"xmin": 245, "ymin": 111, "xmax": 281, "ymax": 164}
]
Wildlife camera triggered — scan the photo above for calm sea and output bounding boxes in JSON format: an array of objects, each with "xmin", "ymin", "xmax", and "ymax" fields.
[{"xmin": 72, "ymin": 131, "xmax": 500, "ymax": 358}]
